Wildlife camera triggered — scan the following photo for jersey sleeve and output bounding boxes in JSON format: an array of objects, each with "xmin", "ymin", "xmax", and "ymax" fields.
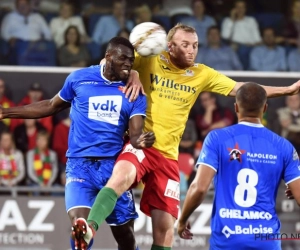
[
  {"xmin": 196, "ymin": 131, "xmax": 219, "ymax": 172},
  {"xmin": 283, "ymin": 143, "xmax": 300, "ymax": 185},
  {"xmin": 130, "ymin": 94, "xmax": 147, "ymax": 119},
  {"xmin": 133, "ymin": 51, "xmax": 142, "ymax": 70},
  {"xmin": 202, "ymin": 65, "xmax": 236, "ymax": 96},
  {"xmin": 58, "ymin": 72, "xmax": 76, "ymax": 102},
  {"xmin": 133, "ymin": 51, "xmax": 157, "ymax": 71}
]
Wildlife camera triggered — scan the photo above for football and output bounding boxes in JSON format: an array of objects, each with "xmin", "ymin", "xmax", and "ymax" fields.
[{"xmin": 129, "ymin": 22, "xmax": 167, "ymax": 57}]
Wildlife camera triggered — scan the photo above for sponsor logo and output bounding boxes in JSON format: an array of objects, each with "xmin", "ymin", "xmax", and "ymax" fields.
[
  {"xmin": 222, "ymin": 225, "xmax": 273, "ymax": 238},
  {"xmin": 88, "ymin": 95, "xmax": 122, "ymax": 125},
  {"xmin": 182, "ymin": 69, "xmax": 194, "ymax": 76},
  {"xmin": 227, "ymin": 143, "xmax": 246, "ymax": 162},
  {"xmin": 160, "ymin": 54, "xmax": 169, "ymax": 63},
  {"xmin": 122, "ymin": 144, "xmax": 145, "ymax": 163},
  {"xmin": 0, "ymin": 200, "xmax": 54, "ymax": 232},
  {"xmin": 161, "ymin": 65, "xmax": 171, "ymax": 71},
  {"xmin": 164, "ymin": 179, "xmax": 180, "ymax": 201},
  {"xmin": 66, "ymin": 178, "xmax": 85, "ymax": 185},
  {"xmin": 246, "ymin": 152, "xmax": 277, "ymax": 164},
  {"xmin": 246, "ymin": 152, "xmax": 277, "ymax": 160},
  {"xmin": 150, "ymin": 74, "xmax": 197, "ymax": 94},
  {"xmin": 219, "ymin": 208, "xmax": 272, "ymax": 220},
  {"xmin": 80, "ymin": 81, "xmax": 98, "ymax": 84}
]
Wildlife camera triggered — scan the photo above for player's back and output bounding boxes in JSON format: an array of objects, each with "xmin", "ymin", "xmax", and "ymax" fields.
[{"xmin": 204, "ymin": 122, "xmax": 298, "ymax": 250}]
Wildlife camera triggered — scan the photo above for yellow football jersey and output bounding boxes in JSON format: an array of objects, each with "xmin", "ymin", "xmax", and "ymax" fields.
[{"xmin": 133, "ymin": 51, "xmax": 236, "ymax": 160}]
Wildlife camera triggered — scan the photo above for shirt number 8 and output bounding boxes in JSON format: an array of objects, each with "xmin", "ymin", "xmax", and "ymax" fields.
[{"xmin": 234, "ymin": 168, "xmax": 258, "ymax": 207}]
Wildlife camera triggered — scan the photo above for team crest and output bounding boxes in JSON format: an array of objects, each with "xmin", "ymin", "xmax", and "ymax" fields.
[
  {"xmin": 182, "ymin": 69, "xmax": 194, "ymax": 76},
  {"xmin": 227, "ymin": 143, "xmax": 246, "ymax": 162},
  {"xmin": 160, "ymin": 54, "xmax": 169, "ymax": 63}
]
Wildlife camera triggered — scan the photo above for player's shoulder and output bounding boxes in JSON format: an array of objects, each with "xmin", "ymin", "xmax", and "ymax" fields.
[
  {"xmin": 67, "ymin": 65, "xmax": 100, "ymax": 81},
  {"xmin": 267, "ymin": 129, "xmax": 294, "ymax": 151},
  {"xmin": 208, "ymin": 125, "xmax": 234, "ymax": 138},
  {"xmin": 132, "ymin": 92, "xmax": 147, "ymax": 104},
  {"xmin": 191, "ymin": 62, "xmax": 216, "ymax": 74}
]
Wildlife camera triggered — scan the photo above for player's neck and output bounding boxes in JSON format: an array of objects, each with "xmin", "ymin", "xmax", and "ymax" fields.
[
  {"xmin": 238, "ymin": 117, "xmax": 262, "ymax": 124},
  {"xmin": 169, "ymin": 54, "xmax": 191, "ymax": 69}
]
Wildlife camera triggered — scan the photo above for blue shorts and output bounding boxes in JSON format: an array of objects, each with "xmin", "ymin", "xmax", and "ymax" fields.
[{"xmin": 65, "ymin": 157, "xmax": 138, "ymax": 225}]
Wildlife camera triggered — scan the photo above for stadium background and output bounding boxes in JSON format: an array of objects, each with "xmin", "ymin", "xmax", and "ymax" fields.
[{"xmin": 1, "ymin": 0, "xmax": 300, "ymax": 249}]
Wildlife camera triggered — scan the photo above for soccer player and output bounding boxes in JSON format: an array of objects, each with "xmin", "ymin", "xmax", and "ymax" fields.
[
  {"xmin": 0, "ymin": 37, "xmax": 155, "ymax": 250},
  {"xmin": 177, "ymin": 82, "xmax": 300, "ymax": 249},
  {"xmin": 74, "ymin": 24, "xmax": 300, "ymax": 250}
]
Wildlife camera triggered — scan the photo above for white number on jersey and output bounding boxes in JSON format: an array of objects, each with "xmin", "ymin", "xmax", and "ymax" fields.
[{"xmin": 234, "ymin": 168, "xmax": 258, "ymax": 207}]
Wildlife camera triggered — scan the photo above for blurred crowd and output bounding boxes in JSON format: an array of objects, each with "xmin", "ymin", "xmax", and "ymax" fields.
[
  {"xmin": 0, "ymin": 0, "xmax": 300, "ymax": 195},
  {"xmin": 0, "ymin": 76, "xmax": 299, "ymax": 197},
  {"xmin": 1, "ymin": 0, "xmax": 300, "ymax": 70},
  {"xmin": 0, "ymin": 79, "xmax": 69, "ymax": 191}
]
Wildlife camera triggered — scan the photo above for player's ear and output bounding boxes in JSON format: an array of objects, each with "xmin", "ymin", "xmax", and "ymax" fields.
[
  {"xmin": 263, "ymin": 103, "xmax": 268, "ymax": 113},
  {"xmin": 167, "ymin": 42, "xmax": 173, "ymax": 52},
  {"xmin": 105, "ymin": 51, "xmax": 111, "ymax": 61},
  {"xmin": 234, "ymin": 102, "xmax": 239, "ymax": 113}
]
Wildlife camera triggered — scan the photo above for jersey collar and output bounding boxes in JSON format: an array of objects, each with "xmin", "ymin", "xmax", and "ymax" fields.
[
  {"xmin": 239, "ymin": 121, "xmax": 264, "ymax": 128},
  {"xmin": 100, "ymin": 64, "xmax": 123, "ymax": 85}
]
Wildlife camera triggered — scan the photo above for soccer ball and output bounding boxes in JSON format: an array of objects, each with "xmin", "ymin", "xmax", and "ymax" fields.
[{"xmin": 129, "ymin": 22, "xmax": 167, "ymax": 57}]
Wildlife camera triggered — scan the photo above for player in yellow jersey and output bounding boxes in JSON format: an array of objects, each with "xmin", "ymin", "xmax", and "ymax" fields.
[{"xmin": 72, "ymin": 24, "xmax": 300, "ymax": 250}]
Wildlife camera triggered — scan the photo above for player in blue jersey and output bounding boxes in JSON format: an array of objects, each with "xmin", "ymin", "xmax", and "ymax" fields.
[
  {"xmin": 0, "ymin": 37, "xmax": 155, "ymax": 250},
  {"xmin": 177, "ymin": 82, "xmax": 300, "ymax": 250}
]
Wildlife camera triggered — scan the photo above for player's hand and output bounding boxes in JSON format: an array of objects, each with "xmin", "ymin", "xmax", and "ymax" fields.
[
  {"xmin": 288, "ymin": 80, "xmax": 300, "ymax": 95},
  {"xmin": 178, "ymin": 221, "xmax": 193, "ymax": 240},
  {"xmin": 124, "ymin": 70, "xmax": 146, "ymax": 102},
  {"xmin": 136, "ymin": 132, "xmax": 155, "ymax": 148},
  {"xmin": 285, "ymin": 185, "xmax": 294, "ymax": 199}
]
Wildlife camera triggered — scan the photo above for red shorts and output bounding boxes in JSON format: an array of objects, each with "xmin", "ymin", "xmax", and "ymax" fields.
[{"xmin": 116, "ymin": 144, "xmax": 180, "ymax": 219}]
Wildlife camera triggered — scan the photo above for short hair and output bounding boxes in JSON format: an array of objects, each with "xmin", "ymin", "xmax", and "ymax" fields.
[
  {"xmin": 37, "ymin": 129, "xmax": 50, "ymax": 139},
  {"xmin": 191, "ymin": 0, "xmax": 205, "ymax": 8},
  {"xmin": 113, "ymin": 0, "xmax": 123, "ymax": 6},
  {"xmin": 261, "ymin": 27, "xmax": 276, "ymax": 36},
  {"xmin": 106, "ymin": 37, "xmax": 134, "ymax": 53},
  {"xmin": 167, "ymin": 23, "xmax": 196, "ymax": 42},
  {"xmin": 207, "ymin": 25, "xmax": 220, "ymax": 35},
  {"xmin": 234, "ymin": 0, "xmax": 247, "ymax": 6},
  {"xmin": 236, "ymin": 82, "xmax": 267, "ymax": 113}
]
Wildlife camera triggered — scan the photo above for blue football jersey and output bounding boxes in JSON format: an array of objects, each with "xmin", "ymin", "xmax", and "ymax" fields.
[
  {"xmin": 197, "ymin": 122, "xmax": 300, "ymax": 250},
  {"xmin": 59, "ymin": 65, "xmax": 147, "ymax": 157}
]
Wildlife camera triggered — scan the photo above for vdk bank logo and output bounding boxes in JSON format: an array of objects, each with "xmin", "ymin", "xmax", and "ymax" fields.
[{"xmin": 88, "ymin": 95, "xmax": 122, "ymax": 125}]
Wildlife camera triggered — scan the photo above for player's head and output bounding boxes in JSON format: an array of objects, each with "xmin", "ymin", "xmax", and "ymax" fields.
[
  {"xmin": 104, "ymin": 37, "xmax": 135, "ymax": 82},
  {"xmin": 235, "ymin": 82, "xmax": 267, "ymax": 121},
  {"xmin": 167, "ymin": 23, "xmax": 198, "ymax": 68}
]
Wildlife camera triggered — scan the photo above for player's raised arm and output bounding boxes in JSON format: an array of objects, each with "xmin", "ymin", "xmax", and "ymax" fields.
[
  {"xmin": 128, "ymin": 115, "xmax": 155, "ymax": 149},
  {"xmin": 228, "ymin": 81, "xmax": 300, "ymax": 98},
  {"xmin": 0, "ymin": 94, "xmax": 70, "ymax": 120}
]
